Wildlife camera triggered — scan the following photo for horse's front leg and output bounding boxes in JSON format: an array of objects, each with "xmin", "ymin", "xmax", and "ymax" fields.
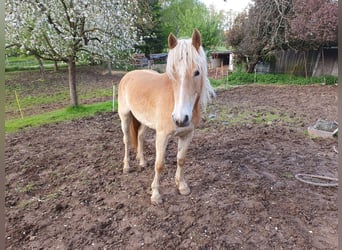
[
  {"xmin": 151, "ymin": 132, "xmax": 169, "ymax": 205},
  {"xmin": 175, "ymin": 130, "xmax": 194, "ymax": 195}
]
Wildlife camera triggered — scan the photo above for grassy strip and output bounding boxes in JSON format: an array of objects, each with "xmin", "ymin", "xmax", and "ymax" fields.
[
  {"xmin": 5, "ymin": 55, "xmax": 90, "ymax": 72},
  {"xmin": 210, "ymin": 72, "xmax": 338, "ymax": 87},
  {"xmin": 5, "ymin": 88, "xmax": 113, "ymax": 114},
  {"xmin": 6, "ymin": 92, "xmax": 68, "ymax": 113},
  {"xmin": 5, "ymin": 101, "xmax": 115, "ymax": 133},
  {"xmin": 5, "ymin": 63, "xmax": 68, "ymax": 72},
  {"xmin": 6, "ymin": 55, "xmax": 65, "ymax": 72}
]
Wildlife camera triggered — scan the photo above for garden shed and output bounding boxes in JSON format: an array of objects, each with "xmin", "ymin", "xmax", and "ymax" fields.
[{"xmin": 209, "ymin": 50, "xmax": 235, "ymax": 71}]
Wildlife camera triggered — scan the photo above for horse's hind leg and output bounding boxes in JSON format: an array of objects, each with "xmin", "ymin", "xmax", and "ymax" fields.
[
  {"xmin": 151, "ymin": 131, "xmax": 170, "ymax": 204},
  {"xmin": 175, "ymin": 130, "xmax": 194, "ymax": 195},
  {"xmin": 136, "ymin": 125, "xmax": 147, "ymax": 170},
  {"xmin": 119, "ymin": 112, "xmax": 132, "ymax": 174}
]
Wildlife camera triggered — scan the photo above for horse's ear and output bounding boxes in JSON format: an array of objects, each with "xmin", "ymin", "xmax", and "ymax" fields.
[
  {"xmin": 192, "ymin": 28, "xmax": 202, "ymax": 51},
  {"xmin": 168, "ymin": 33, "xmax": 178, "ymax": 49}
]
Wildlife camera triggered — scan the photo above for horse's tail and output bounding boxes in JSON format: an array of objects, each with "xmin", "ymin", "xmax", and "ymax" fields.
[{"xmin": 129, "ymin": 114, "xmax": 141, "ymax": 152}]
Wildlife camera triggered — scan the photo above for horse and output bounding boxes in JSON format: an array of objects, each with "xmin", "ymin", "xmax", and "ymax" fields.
[{"xmin": 118, "ymin": 29, "xmax": 215, "ymax": 204}]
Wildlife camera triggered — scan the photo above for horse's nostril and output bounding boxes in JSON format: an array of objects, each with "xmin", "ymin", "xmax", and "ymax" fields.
[
  {"xmin": 173, "ymin": 114, "xmax": 189, "ymax": 127},
  {"xmin": 184, "ymin": 115, "xmax": 189, "ymax": 124}
]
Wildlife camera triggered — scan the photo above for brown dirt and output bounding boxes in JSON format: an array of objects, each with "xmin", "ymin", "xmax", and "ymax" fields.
[{"xmin": 5, "ymin": 69, "xmax": 338, "ymax": 249}]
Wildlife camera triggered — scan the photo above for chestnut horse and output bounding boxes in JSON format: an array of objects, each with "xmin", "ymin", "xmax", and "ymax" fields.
[{"xmin": 118, "ymin": 29, "xmax": 215, "ymax": 204}]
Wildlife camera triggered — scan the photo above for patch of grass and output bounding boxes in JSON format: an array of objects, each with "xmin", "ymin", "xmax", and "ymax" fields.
[
  {"xmin": 5, "ymin": 101, "xmax": 116, "ymax": 133},
  {"xmin": 207, "ymin": 105, "xmax": 300, "ymax": 127},
  {"xmin": 16, "ymin": 183, "xmax": 37, "ymax": 193},
  {"xmin": 6, "ymin": 87, "xmax": 113, "ymax": 116},
  {"xmin": 46, "ymin": 192, "xmax": 61, "ymax": 200},
  {"xmin": 80, "ymin": 88, "xmax": 113, "ymax": 100},
  {"xmin": 17, "ymin": 199, "xmax": 35, "ymax": 208},
  {"xmin": 6, "ymin": 92, "xmax": 69, "ymax": 113},
  {"xmin": 252, "ymin": 111, "xmax": 285, "ymax": 124},
  {"xmin": 210, "ymin": 72, "xmax": 338, "ymax": 87},
  {"xmin": 6, "ymin": 55, "xmax": 68, "ymax": 72},
  {"xmin": 282, "ymin": 172, "xmax": 294, "ymax": 179}
]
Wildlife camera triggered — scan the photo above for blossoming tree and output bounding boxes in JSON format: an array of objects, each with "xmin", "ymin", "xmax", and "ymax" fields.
[{"xmin": 6, "ymin": 0, "xmax": 141, "ymax": 106}]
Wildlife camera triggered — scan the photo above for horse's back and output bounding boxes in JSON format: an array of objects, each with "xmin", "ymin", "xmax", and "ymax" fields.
[{"xmin": 119, "ymin": 69, "xmax": 167, "ymax": 91}]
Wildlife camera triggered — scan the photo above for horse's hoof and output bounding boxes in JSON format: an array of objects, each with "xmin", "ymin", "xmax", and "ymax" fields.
[
  {"xmin": 138, "ymin": 164, "xmax": 146, "ymax": 172},
  {"xmin": 151, "ymin": 194, "xmax": 162, "ymax": 205},
  {"xmin": 139, "ymin": 161, "xmax": 147, "ymax": 169},
  {"xmin": 123, "ymin": 167, "xmax": 130, "ymax": 174},
  {"xmin": 179, "ymin": 186, "xmax": 191, "ymax": 196}
]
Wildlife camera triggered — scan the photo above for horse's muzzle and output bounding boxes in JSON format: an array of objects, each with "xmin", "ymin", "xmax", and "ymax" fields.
[{"xmin": 173, "ymin": 114, "xmax": 190, "ymax": 127}]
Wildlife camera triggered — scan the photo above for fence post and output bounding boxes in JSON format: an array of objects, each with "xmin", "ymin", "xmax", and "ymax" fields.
[
  {"xmin": 14, "ymin": 90, "xmax": 24, "ymax": 119},
  {"xmin": 112, "ymin": 83, "xmax": 116, "ymax": 112}
]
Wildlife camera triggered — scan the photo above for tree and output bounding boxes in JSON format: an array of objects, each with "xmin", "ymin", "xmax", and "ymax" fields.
[
  {"xmin": 220, "ymin": 9, "xmax": 238, "ymax": 32},
  {"xmin": 6, "ymin": 0, "xmax": 141, "ymax": 107},
  {"xmin": 178, "ymin": 5, "xmax": 223, "ymax": 48},
  {"xmin": 226, "ymin": 0, "xmax": 293, "ymax": 72},
  {"xmin": 160, "ymin": 0, "xmax": 223, "ymax": 49},
  {"xmin": 135, "ymin": 0, "xmax": 166, "ymax": 55},
  {"xmin": 226, "ymin": 0, "xmax": 337, "ymax": 73},
  {"xmin": 160, "ymin": 0, "xmax": 196, "ymax": 37},
  {"xmin": 289, "ymin": 0, "xmax": 337, "ymax": 48}
]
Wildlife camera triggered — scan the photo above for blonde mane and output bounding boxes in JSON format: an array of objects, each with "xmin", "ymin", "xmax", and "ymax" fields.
[{"xmin": 166, "ymin": 39, "xmax": 215, "ymax": 111}]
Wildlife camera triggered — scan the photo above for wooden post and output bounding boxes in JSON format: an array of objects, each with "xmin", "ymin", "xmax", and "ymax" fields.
[
  {"xmin": 321, "ymin": 48, "xmax": 326, "ymax": 84},
  {"xmin": 303, "ymin": 51, "xmax": 308, "ymax": 78},
  {"xmin": 15, "ymin": 90, "xmax": 24, "ymax": 119},
  {"xmin": 112, "ymin": 83, "xmax": 116, "ymax": 112},
  {"xmin": 226, "ymin": 68, "xmax": 229, "ymax": 89}
]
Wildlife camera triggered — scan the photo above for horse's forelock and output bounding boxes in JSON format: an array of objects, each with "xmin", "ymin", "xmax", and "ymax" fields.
[{"xmin": 167, "ymin": 39, "xmax": 198, "ymax": 77}]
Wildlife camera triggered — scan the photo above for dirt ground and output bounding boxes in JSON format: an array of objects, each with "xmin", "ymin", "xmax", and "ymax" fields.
[{"xmin": 5, "ymin": 68, "xmax": 338, "ymax": 249}]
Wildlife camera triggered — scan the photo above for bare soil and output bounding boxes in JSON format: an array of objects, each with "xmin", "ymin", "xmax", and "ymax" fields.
[{"xmin": 5, "ymin": 68, "xmax": 338, "ymax": 249}]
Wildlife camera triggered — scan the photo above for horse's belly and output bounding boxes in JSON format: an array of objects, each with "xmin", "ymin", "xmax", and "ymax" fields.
[{"xmin": 132, "ymin": 110, "xmax": 157, "ymax": 130}]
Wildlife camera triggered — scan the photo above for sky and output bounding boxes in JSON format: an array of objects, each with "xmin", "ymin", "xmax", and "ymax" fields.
[{"xmin": 199, "ymin": 0, "xmax": 252, "ymax": 12}]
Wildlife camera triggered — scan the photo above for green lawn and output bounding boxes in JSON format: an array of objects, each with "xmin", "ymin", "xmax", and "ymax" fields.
[
  {"xmin": 5, "ymin": 101, "xmax": 116, "ymax": 133},
  {"xmin": 209, "ymin": 71, "xmax": 338, "ymax": 88},
  {"xmin": 6, "ymin": 55, "xmax": 67, "ymax": 72}
]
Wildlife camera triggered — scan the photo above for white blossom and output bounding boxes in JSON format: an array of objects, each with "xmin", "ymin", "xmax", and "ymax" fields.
[{"xmin": 5, "ymin": 0, "xmax": 141, "ymax": 63}]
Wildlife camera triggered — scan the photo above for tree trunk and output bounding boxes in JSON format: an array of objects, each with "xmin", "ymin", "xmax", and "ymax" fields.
[
  {"xmin": 246, "ymin": 59, "xmax": 258, "ymax": 73},
  {"xmin": 107, "ymin": 61, "xmax": 112, "ymax": 75},
  {"xmin": 54, "ymin": 60, "xmax": 58, "ymax": 72},
  {"xmin": 35, "ymin": 55, "xmax": 45, "ymax": 78},
  {"xmin": 68, "ymin": 56, "xmax": 78, "ymax": 107}
]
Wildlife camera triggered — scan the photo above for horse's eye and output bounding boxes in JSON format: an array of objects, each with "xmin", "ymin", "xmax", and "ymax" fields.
[{"xmin": 194, "ymin": 70, "xmax": 200, "ymax": 77}]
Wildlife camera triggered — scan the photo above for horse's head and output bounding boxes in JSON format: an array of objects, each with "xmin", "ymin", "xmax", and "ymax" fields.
[{"xmin": 166, "ymin": 29, "xmax": 212, "ymax": 128}]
